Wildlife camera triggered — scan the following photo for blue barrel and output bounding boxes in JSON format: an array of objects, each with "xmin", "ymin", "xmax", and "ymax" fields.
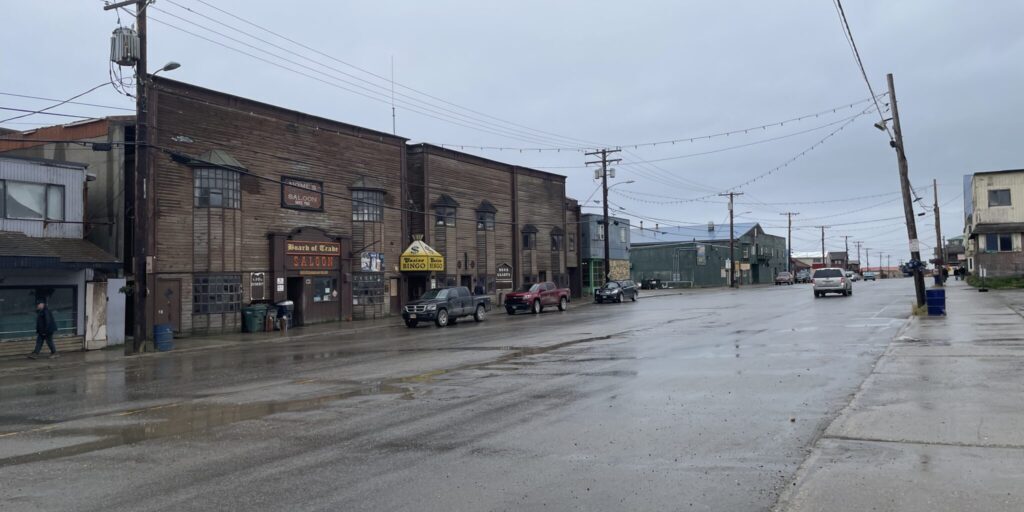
[
  {"xmin": 925, "ymin": 289, "xmax": 946, "ymax": 316},
  {"xmin": 154, "ymin": 324, "xmax": 174, "ymax": 351}
]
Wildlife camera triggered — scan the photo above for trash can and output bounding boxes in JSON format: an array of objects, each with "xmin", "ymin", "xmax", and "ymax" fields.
[
  {"xmin": 154, "ymin": 324, "xmax": 174, "ymax": 351},
  {"xmin": 925, "ymin": 288, "xmax": 946, "ymax": 316},
  {"xmin": 242, "ymin": 304, "xmax": 269, "ymax": 332}
]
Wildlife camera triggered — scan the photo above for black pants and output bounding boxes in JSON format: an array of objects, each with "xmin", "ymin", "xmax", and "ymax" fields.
[{"xmin": 33, "ymin": 333, "xmax": 56, "ymax": 354}]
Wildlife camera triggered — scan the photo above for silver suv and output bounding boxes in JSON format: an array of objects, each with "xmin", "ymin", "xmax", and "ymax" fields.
[{"xmin": 813, "ymin": 267, "xmax": 852, "ymax": 298}]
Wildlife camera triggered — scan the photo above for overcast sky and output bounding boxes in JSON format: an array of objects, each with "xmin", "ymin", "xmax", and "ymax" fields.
[{"xmin": 3, "ymin": 0, "xmax": 1022, "ymax": 263}]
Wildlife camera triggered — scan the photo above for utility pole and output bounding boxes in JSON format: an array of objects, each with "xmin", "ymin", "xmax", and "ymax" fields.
[
  {"xmin": 854, "ymin": 240, "xmax": 863, "ymax": 272},
  {"xmin": 585, "ymin": 149, "xmax": 621, "ymax": 285},
  {"xmin": 106, "ymin": 0, "xmax": 149, "ymax": 354},
  {"xmin": 841, "ymin": 235, "xmax": 851, "ymax": 269},
  {"xmin": 720, "ymin": 192, "xmax": 744, "ymax": 287},
  {"xmin": 864, "ymin": 247, "xmax": 871, "ymax": 274},
  {"xmin": 887, "ymin": 73, "xmax": 926, "ymax": 307},
  {"xmin": 887, "ymin": 254, "xmax": 891, "ymax": 276},
  {"xmin": 815, "ymin": 225, "xmax": 830, "ymax": 265},
  {"xmin": 933, "ymin": 177, "xmax": 943, "ymax": 285},
  {"xmin": 879, "ymin": 252, "xmax": 884, "ymax": 279},
  {"xmin": 780, "ymin": 212, "xmax": 799, "ymax": 272}
]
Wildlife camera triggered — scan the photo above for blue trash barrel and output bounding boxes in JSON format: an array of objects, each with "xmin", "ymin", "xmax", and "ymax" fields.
[
  {"xmin": 925, "ymin": 289, "xmax": 946, "ymax": 316},
  {"xmin": 154, "ymin": 324, "xmax": 174, "ymax": 351}
]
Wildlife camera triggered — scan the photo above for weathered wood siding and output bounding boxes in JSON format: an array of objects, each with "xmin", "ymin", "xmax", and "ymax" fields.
[
  {"xmin": 515, "ymin": 170, "xmax": 568, "ymax": 285},
  {"xmin": 148, "ymin": 78, "xmax": 406, "ymax": 334}
]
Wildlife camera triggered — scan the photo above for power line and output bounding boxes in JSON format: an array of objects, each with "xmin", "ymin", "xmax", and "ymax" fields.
[
  {"xmin": 0, "ymin": 107, "xmax": 97, "ymax": 120},
  {"xmin": 187, "ymin": 0, "xmax": 601, "ymax": 149},
  {"xmin": 0, "ymin": 92, "xmax": 133, "ymax": 112},
  {"xmin": 145, "ymin": 9, "xmax": 579, "ymax": 149},
  {"xmin": 0, "ymin": 82, "xmax": 110, "ymax": 124},
  {"xmin": 832, "ymin": 0, "xmax": 892, "ymax": 140}
]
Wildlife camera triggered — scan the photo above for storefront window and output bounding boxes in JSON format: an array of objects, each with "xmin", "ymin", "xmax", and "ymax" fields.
[
  {"xmin": 0, "ymin": 286, "xmax": 77, "ymax": 340},
  {"xmin": 194, "ymin": 168, "xmax": 240, "ymax": 209},
  {"xmin": 193, "ymin": 274, "xmax": 242, "ymax": 314},
  {"xmin": 312, "ymin": 277, "xmax": 338, "ymax": 303},
  {"xmin": 352, "ymin": 190, "xmax": 384, "ymax": 222},
  {"xmin": 352, "ymin": 273, "xmax": 384, "ymax": 305}
]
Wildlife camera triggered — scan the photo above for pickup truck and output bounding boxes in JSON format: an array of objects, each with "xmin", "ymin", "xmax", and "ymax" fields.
[
  {"xmin": 402, "ymin": 286, "xmax": 491, "ymax": 327},
  {"xmin": 503, "ymin": 281, "xmax": 570, "ymax": 315}
]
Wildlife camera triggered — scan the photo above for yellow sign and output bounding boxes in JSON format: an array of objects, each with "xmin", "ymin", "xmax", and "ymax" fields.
[{"xmin": 400, "ymin": 240, "xmax": 445, "ymax": 272}]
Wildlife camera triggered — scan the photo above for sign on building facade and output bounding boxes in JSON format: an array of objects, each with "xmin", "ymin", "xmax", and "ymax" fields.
[{"xmin": 281, "ymin": 176, "xmax": 324, "ymax": 211}]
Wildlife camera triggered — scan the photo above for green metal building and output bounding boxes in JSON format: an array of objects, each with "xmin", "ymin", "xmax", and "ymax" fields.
[{"xmin": 630, "ymin": 222, "xmax": 787, "ymax": 287}]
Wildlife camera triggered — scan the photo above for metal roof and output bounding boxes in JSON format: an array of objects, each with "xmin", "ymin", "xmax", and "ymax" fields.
[
  {"xmin": 0, "ymin": 231, "xmax": 119, "ymax": 270},
  {"xmin": 631, "ymin": 222, "xmax": 759, "ymax": 245}
]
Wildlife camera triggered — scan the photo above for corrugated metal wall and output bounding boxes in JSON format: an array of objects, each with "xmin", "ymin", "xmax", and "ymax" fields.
[{"xmin": 0, "ymin": 157, "xmax": 85, "ymax": 238}]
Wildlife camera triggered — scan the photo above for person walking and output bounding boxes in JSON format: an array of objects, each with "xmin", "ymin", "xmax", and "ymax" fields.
[
  {"xmin": 28, "ymin": 301, "xmax": 59, "ymax": 360},
  {"xmin": 473, "ymin": 281, "xmax": 485, "ymax": 296}
]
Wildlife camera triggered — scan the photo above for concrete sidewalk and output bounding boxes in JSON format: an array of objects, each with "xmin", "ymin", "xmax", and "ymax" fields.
[
  {"xmin": 776, "ymin": 280, "xmax": 1024, "ymax": 511},
  {"xmin": 0, "ymin": 314, "xmax": 408, "ymax": 376}
]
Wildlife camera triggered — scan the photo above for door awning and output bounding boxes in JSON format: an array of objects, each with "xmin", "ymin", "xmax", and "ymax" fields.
[{"xmin": 400, "ymin": 240, "xmax": 444, "ymax": 272}]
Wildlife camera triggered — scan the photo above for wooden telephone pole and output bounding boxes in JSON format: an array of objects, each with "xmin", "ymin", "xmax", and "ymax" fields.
[
  {"xmin": 585, "ymin": 149, "xmax": 621, "ymax": 285},
  {"xmin": 780, "ymin": 212, "xmax": 799, "ymax": 272},
  {"xmin": 933, "ymin": 178, "xmax": 944, "ymax": 284},
  {"xmin": 815, "ymin": 226, "xmax": 830, "ymax": 264},
  {"xmin": 887, "ymin": 73, "xmax": 926, "ymax": 307},
  {"xmin": 720, "ymin": 192, "xmax": 744, "ymax": 287}
]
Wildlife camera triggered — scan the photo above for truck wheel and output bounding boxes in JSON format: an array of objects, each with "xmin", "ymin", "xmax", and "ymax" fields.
[
  {"xmin": 558, "ymin": 296, "xmax": 568, "ymax": 311},
  {"xmin": 532, "ymin": 300, "xmax": 542, "ymax": 314},
  {"xmin": 506, "ymin": 307, "xmax": 515, "ymax": 315},
  {"xmin": 631, "ymin": 292, "xmax": 637, "ymax": 302},
  {"xmin": 405, "ymin": 320, "xmax": 418, "ymax": 328},
  {"xmin": 434, "ymin": 309, "xmax": 449, "ymax": 327},
  {"xmin": 474, "ymin": 304, "xmax": 486, "ymax": 322},
  {"xmin": 617, "ymin": 292, "xmax": 623, "ymax": 303}
]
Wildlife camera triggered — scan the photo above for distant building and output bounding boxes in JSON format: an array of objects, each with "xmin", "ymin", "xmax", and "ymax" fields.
[
  {"xmin": 944, "ymin": 236, "xmax": 965, "ymax": 267},
  {"xmin": 629, "ymin": 222, "xmax": 786, "ymax": 287},
  {"xmin": 826, "ymin": 251, "xmax": 849, "ymax": 269},
  {"xmin": 579, "ymin": 214, "xmax": 630, "ymax": 295},
  {"xmin": 963, "ymin": 169, "xmax": 1024, "ymax": 276}
]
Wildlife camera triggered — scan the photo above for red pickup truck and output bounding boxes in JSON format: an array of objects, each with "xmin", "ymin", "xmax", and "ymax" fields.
[{"xmin": 503, "ymin": 281, "xmax": 570, "ymax": 315}]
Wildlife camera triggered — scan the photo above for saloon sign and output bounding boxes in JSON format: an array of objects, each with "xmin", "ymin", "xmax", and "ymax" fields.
[
  {"xmin": 286, "ymin": 240, "xmax": 340, "ymax": 274},
  {"xmin": 281, "ymin": 176, "xmax": 324, "ymax": 211}
]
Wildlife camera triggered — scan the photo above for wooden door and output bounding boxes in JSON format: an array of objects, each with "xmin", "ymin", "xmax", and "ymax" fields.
[{"xmin": 155, "ymin": 280, "xmax": 182, "ymax": 333}]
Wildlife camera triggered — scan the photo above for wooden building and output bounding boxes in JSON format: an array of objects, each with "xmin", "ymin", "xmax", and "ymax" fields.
[
  {"xmin": 405, "ymin": 144, "xmax": 576, "ymax": 303},
  {"xmin": 145, "ymin": 77, "xmax": 407, "ymax": 335}
]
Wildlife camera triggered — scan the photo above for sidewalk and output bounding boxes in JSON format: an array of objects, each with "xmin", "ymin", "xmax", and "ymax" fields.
[
  {"xmin": 776, "ymin": 280, "xmax": 1024, "ymax": 511},
  {"xmin": 0, "ymin": 314, "xmax": 407, "ymax": 376}
]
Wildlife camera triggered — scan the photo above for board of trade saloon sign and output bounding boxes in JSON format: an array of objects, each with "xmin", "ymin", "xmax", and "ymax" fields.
[{"xmin": 286, "ymin": 240, "xmax": 340, "ymax": 272}]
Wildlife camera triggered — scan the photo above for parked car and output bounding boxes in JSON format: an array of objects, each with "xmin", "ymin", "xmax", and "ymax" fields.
[
  {"xmin": 813, "ymin": 268, "xmax": 852, "ymax": 297},
  {"xmin": 403, "ymin": 286, "xmax": 491, "ymax": 327},
  {"xmin": 862, "ymin": 271, "xmax": 877, "ymax": 281},
  {"xmin": 795, "ymin": 269, "xmax": 812, "ymax": 283},
  {"xmin": 595, "ymin": 280, "xmax": 638, "ymax": 303},
  {"xmin": 775, "ymin": 271, "xmax": 795, "ymax": 285},
  {"xmin": 504, "ymin": 281, "xmax": 570, "ymax": 315},
  {"xmin": 845, "ymin": 271, "xmax": 862, "ymax": 282}
]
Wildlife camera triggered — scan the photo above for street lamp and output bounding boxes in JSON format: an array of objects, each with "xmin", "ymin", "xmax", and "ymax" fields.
[{"xmin": 155, "ymin": 61, "xmax": 181, "ymax": 74}]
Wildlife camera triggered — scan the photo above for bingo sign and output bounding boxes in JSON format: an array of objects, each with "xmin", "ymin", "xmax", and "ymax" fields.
[
  {"xmin": 286, "ymin": 240, "xmax": 340, "ymax": 275},
  {"xmin": 281, "ymin": 176, "xmax": 324, "ymax": 211}
]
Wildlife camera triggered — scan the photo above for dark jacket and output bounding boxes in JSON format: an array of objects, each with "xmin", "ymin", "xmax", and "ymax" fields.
[
  {"xmin": 36, "ymin": 307, "xmax": 57, "ymax": 335},
  {"xmin": 473, "ymin": 285, "xmax": 485, "ymax": 295}
]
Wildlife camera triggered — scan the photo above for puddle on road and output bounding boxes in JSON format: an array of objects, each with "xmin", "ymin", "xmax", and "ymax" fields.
[
  {"xmin": 0, "ymin": 382, "xmax": 412, "ymax": 468},
  {"xmin": 3, "ymin": 333, "xmax": 626, "ymax": 467}
]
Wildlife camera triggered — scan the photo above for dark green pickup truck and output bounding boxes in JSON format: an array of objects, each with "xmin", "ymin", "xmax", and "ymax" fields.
[{"xmin": 401, "ymin": 286, "xmax": 491, "ymax": 327}]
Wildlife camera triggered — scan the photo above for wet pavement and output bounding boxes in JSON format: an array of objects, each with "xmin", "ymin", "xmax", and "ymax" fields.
[
  {"xmin": 776, "ymin": 280, "xmax": 1024, "ymax": 512},
  {"xmin": 1, "ymin": 281, "xmax": 914, "ymax": 511}
]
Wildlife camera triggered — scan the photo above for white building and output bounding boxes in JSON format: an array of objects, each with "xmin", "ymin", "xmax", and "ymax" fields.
[
  {"xmin": 0, "ymin": 155, "xmax": 121, "ymax": 356},
  {"xmin": 963, "ymin": 169, "xmax": 1024, "ymax": 277}
]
